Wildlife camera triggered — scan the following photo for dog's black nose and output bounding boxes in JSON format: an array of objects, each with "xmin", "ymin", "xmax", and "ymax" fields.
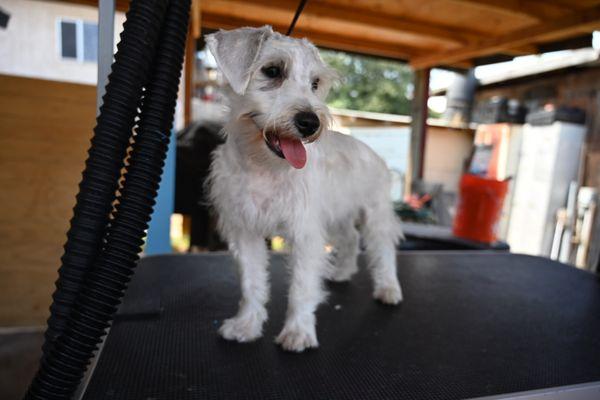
[{"xmin": 294, "ymin": 112, "xmax": 320, "ymax": 137}]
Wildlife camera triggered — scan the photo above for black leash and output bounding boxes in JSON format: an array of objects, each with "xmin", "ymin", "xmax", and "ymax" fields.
[{"xmin": 286, "ymin": 0, "xmax": 308, "ymax": 36}]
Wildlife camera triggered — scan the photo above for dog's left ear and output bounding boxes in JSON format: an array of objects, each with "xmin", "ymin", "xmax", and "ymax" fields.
[{"xmin": 206, "ymin": 26, "xmax": 273, "ymax": 95}]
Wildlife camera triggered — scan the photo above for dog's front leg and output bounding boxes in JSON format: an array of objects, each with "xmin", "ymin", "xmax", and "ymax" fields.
[
  {"xmin": 276, "ymin": 230, "xmax": 327, "ymax": 352},
  {"xmin": 219, "ymin": 234, "xmax": 269, "ymax": 343}
]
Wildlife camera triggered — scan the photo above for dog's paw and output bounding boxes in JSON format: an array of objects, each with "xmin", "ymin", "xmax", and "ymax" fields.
[
  {"xmin": 374, "ymin": 284, "xmax": 403, "ymax": 305},
  {"xmin": 275, "ymin": 325, "xmax": 318, "ymax": 352},
  {"xmin": 219, "ymin": 315, "xmax": 264, "ymax": 343}
]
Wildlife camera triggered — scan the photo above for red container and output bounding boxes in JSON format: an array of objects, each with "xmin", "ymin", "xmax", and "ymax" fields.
[{"xmin": 453, "ymin": 174, "xmax": 509, "ymax": 243}]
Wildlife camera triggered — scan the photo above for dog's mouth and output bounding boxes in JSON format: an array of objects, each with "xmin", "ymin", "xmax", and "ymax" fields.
[{"xmin": 262, "ymin": 130, "xmax": 307, "ymax": 169}]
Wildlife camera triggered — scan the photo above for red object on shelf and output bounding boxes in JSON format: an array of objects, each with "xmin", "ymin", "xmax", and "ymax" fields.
[{"xmin": 453, "ymin": 174, "xmax": 509, "ymax": 243}]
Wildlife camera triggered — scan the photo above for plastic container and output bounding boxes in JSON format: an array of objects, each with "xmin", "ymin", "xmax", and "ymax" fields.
[{"xmin": 453, "ymin": 174, "xmax": 509, "ymax": 243}]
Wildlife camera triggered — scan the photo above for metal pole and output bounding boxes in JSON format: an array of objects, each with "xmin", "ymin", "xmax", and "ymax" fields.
[
  {"xmin": 97, "ymin": 0, "xmax": 116, "ymax": 113},
  {"xmin": 74, "ymin": 2, "xmax": 117, "ymax": 397}
]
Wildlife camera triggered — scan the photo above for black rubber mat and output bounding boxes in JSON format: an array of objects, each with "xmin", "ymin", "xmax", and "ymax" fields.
[{"xmin": 83, "ymin": 252, "xmax": 600, "ymax": 400}]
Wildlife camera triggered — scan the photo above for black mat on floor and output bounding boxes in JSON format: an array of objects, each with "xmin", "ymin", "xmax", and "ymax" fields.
[{"xmin": 83, "ymin": 252, "xmax": 600, "ymax": 400}]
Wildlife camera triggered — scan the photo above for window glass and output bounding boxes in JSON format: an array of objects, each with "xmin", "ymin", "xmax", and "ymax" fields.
[
  {"xmin": 60, "ymin": 21, "xmax": 77, "ymax": 59},
  {"xmin": 83, "ymin": 22, "xmax": 98, "ymax": 62}
]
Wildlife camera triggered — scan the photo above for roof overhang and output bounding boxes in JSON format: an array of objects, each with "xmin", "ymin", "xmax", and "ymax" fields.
[{"xmin": 56, "ymin": 0, "xmax": 600, "ymax": 70}]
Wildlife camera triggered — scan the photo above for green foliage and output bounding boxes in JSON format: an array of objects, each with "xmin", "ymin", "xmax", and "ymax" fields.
[{"xmin": 320, "ymin": 50, "xmax": 414, "ymax": 116}]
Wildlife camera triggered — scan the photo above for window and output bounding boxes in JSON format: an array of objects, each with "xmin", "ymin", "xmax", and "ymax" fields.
[
  {"xmin": 82, "ymin": 22, "xmax": 98, "ymax": 62},
  {"xmin": 60, "ymin": 21, "xmax": 77, "ymax": 59},
  {"xmin": 58, "ymin": 19, "xmax": 98, "ymax": 63}
]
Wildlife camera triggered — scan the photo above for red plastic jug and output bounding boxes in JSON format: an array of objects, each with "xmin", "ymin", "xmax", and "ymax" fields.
[{"xmin": 453, "ymin": 174, "xmax": 509, "ymax": 243}]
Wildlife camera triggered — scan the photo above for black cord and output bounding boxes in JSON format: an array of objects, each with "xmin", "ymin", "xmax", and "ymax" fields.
[{"xmin": 286, "ymin": 0, "xmax": 308, "ymax": 36}]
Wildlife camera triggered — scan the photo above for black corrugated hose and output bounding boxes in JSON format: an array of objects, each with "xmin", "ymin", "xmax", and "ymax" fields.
[
  {"xmin": 25, "ymin": 0, "xmax": 191, "ymax": 399},
  {"xmin": 43, "ymin": 0, "xmax": 169, "ymax": 357}
]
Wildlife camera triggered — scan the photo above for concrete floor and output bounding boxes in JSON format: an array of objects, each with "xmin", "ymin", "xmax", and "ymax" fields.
[{"xmin": 0, "ymin": 329, "xmax": 44, "ymax": 400}]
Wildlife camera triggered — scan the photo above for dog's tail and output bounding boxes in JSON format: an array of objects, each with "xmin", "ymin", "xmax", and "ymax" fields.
[
  {"xmin": 361, "ymin": 201, "xmax": 404, "ymax": 244},
  {"xmin": 390, "ymin": 212, "xmax": 405, "ymax": 244},
  {"xmin": 359, "ymin": 200, "xmax": 403, "ymax": 273}
]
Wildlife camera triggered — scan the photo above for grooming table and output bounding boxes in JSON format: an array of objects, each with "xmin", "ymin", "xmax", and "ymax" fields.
[
  {"xmin": 400, "ymin": 222, "xmax": 510, "ymax": 251},
  {"xmin": 82, "ymin": 252, "xmax": 600, "ymax": 400}
]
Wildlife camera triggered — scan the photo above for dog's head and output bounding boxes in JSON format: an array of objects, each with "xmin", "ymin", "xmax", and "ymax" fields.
[{"xmin": 206, "ymin": 26, "xmax": 337, "ymax": 169}]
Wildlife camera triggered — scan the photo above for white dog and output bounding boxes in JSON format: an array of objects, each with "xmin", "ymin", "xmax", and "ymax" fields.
[{"xmin": 206, "ymin": 26, "xmax": 403, "ymax": 352}]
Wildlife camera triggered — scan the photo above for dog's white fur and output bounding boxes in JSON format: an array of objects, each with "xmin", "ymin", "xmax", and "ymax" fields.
[{"xmin": 206, "ymin": 26, "xmax": 403, "ymax": 352}]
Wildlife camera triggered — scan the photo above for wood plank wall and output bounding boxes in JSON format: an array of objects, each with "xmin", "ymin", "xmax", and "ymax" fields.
[{"xmin": 0, "ymin": 75, "xmax": 95, "ymax": 326}]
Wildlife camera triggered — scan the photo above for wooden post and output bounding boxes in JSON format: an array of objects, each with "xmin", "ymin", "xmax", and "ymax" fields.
[
  {"xmin": 184, "ymin": 23, "xmax": 195, "ymax": 126},
  {"xmin": 184, "ymin": 0, "xmax": 202, "ymax": 126},
  {"xmin": 410, "ymin": 68, "xmax": 431, "ymax": 184},
  {"xmin": 191, "ymin": 0, "xmax": 201, "ymax": 39}
]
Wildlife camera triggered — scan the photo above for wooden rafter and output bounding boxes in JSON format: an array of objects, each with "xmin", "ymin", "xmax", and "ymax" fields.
[
  {"xmin": 199, "ymin": 0, "xmax": 477, "ymax": 48},
  {"xmin": 207, "ymin": 17, "xmax": 474, "ymax": 69},
  {"xmin": 202, "ymin": 12, "xmax": 472, "ymax": 68},
  {"xmin": 448, "ymin": 0, "xmax": 576, "ymax": 21},
  {"xmin": 411, "ymin": 5, "xmax": 600, "ymax": 69},
  {"xmin": 503, "ymin": 44, "xmax": 539, "ymax": 56},
  {"xmin": 202, "ymin": 14, "xmax": 424, "ymax": 62},
  {"xmin": 240, "ymin": 0, "xmax": 485, "ymax": 45},
  {"xmin": 201, "ymin": 1, "xmax": 523, "ymax": 66}
]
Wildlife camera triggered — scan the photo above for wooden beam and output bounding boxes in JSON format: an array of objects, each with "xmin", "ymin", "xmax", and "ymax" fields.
[
  {"xmin": 199, "ymin": 0, "xmax": 478, "ymax": 49},
  {"xmin": 201, "ymin": 14, "xmax": 423, "ymax": 60},
  {"xmin": 411, "ymin": 5, "xmax": 600, "ymax": 69},
  {"xmin": 448, "ymin": 0, "xmax": 575, "ymax": 21},
  {"xmin": 503, "ymin": 44, "xmax": 539, "ymax": 56},
  {"xmin": 201, "ymin": 14, "xmax": 474, "ymax": 68},
  {"xmin": 410, "ymin": 68, "xmax": 431, "ymax": 181},
  {"xmin": 251, "ymin": 0, "xmax": 485, "ymax": 45}
]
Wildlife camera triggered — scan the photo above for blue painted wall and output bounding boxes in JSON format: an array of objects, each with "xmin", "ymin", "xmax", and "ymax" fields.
[{"xmin": 145, "ymin": 133, "xmax": 176, "ymax": 255}]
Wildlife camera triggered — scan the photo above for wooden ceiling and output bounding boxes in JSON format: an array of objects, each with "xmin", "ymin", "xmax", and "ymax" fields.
[{"xmin": 60, "ymin": 0, "xmax": 600, "ymax": 69}]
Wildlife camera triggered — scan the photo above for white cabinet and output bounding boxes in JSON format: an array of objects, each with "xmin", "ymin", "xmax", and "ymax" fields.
[{"xmin": 507, "ymin": 122, "xmax": 586, "ymax": 256}]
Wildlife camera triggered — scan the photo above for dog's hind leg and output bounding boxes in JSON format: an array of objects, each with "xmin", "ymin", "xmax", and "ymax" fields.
[
  {"xmin": 219, "ymin": 234, "xmax": 269, "ymax": 342},
  {"xmin": 327, "ymin": 220, "xmax": 360, "ymax": 282},
  {"xmin": 276, "ymin": 228, "xmax": 327, "ymax": 352},
  {"xmin": 361, "ymin": 203, "xmax": 403, "ymax": 305}
]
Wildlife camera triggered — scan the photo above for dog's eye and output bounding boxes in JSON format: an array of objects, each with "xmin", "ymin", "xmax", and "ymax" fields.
[
  {"xmin": 262, "ymin": 66, "xmax": 282, "ymax": 79},
  {"xmin": 311, "ymin": 78, "xmax": 320, "ymax": 91}
]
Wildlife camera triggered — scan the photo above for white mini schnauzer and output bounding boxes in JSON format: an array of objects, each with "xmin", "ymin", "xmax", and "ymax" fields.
[{"xmin": 206, "ymin": 26, "xmax": 403, "ymax": 353}]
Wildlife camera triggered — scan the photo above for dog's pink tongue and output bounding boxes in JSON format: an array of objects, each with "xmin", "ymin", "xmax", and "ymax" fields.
[{"xmin": 279, "ymin": 136, "xmax": 307, "ymax": 169}]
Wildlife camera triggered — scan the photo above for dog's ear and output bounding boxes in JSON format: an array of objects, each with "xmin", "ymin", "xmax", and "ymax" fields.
[{"xmin": 206, "ymin": 26, "xmax": 272, "ymax": 95}]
